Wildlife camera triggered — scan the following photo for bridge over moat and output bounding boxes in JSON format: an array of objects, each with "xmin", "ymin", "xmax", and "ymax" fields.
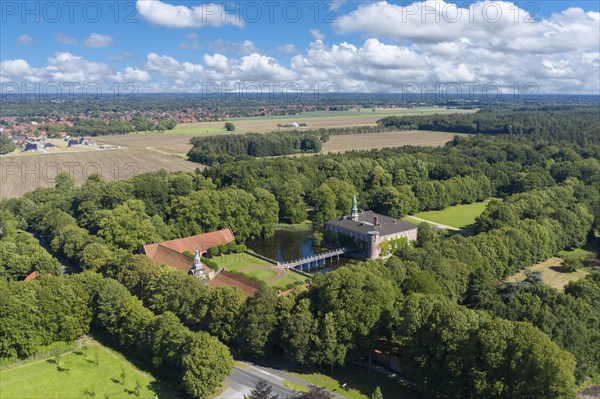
[{"xmin": 276, "ymin": 247, "xmax": 352, "ymax": 271}]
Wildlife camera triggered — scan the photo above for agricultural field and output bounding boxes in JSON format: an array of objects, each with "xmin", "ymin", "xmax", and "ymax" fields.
[
  {"xmin": 170, "ymin": 107, "xmax": 477, "ymax": 135},
  {"xmin": 0, "ymin": 340, "xmax": 176, "ymax": 399},
  {"xmin": 97, "ymin": 130, "xmax": 460, "ymax": 160},
  {"xmin": 322, "ymin": 131, "xmax": 459, "ymax": 153},
  {"xmin": 209, "ymin": 253, "xmax": 307, "ymax": 290},
  {"xmin": 410, "ymin": 200, "xmax": 492, "ymax": 231},
  {"xmin": 505, "ymin": 257, "xmax": 590, "ymax": 291},
  {"xmin": 0, "ymin": 148, "xmax": 199, "ymax": 200}
]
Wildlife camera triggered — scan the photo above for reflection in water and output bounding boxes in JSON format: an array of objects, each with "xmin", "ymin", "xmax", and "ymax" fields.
[
  {"xmin": 247, "ymin": 229, "xmax": 318, "ymax": 262},
  {"xmin": 247, "ymin": 229, "xmax": 353, "ymax": 273}
]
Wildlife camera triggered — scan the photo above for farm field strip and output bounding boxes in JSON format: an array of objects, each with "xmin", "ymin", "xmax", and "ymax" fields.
[{"xmin": 0, "ymin": 148, "xmax": 199, "ymax": 200}]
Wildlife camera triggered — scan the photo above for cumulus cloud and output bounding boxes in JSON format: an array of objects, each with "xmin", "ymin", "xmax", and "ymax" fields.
[
  {"xmin": 84, "ymin": 33, "xmax": 114, "ymax": 48},
  {"xmin": 0, "ymin": 53, "xmax": 149, "ymax": 86},
  {"xmin": 55, "ymin": 33, "xmax": 78, "ymax": 45},
  {"xmin": 145, "ymin": 53, "xmax": 204, "ymax": 80},
  {"xmin": 2, "ymin": 1, "xmax": 598, "ymax": 94},
  {"xmin": 309, "ymin": 29, "xmax": 326, "ymax": 41},
  {"xmin": 136, "ymin": 0, "xmax": 242, "ymax": 28},
  {"xmin": 17, "ymin": 34, "xmax": 33, "ymax": 46}
]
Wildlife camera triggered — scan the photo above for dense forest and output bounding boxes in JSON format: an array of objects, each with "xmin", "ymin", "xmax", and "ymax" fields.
[
  {"xmin": 187, "ymin": 131, "xmax": 325, "ymax": 164},
  {"xmin": 1, "ymin": 102, "xmax": 600, "ymax": 398},
  {"xmin": 378, "ymin": 106, "xmax": 600, "ymax": 145}
]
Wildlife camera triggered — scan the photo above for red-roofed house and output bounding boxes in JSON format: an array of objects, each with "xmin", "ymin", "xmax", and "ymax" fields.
[
  {"xmin": 141, "ymin": 228, "xmax": 235, "ymax": 282},
  {"xmin": 24, "ymin": 271, "xmax": 39, "ymax": 282},
  {"xmin": 208, "ymin": 270, "xmax": 261, "ymax": 297}
]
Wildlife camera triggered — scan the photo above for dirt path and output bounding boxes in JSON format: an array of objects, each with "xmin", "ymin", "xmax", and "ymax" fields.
[
  {"xmin": 239, "ymin": 266, "xmax": 286, "ymax": 282},
  {"xmin": 405, "ymin": 215, "xmax": 473, "ymax": 236}
]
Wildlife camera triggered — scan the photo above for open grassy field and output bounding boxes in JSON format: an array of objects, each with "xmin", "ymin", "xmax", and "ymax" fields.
[
  {"xmin": 209, "ymin": 253, "xmax": 307, "ymax": 289},
  {"xmin": 97, "ymin": 130, "xmax": 461, "ymax": 161},
  {"xmin": 0, "ymin": 148, "xmax": 199, "ymax": 200},
  {"xmin": 172, "ymin": 107, "xmax": 477, "ymax": 135},
  {"xmin": 289, "ymin": 365, "xmax": 420, "ymax": 399},
  {"xmin": 506, "ymin": 257, "xmax": 591, "ymax": 291},
  {"xmin": 0, "ymin": 340, "xmax": 177, "ymax": 399},
  {"xmin": 411, "ymin": 200, "xmax": 492, "ymax": 231}
]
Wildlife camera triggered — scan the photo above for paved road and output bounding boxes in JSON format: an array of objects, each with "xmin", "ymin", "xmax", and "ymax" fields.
[{"xmin": 216, "ymin": 362, "xmax": 348, "ymax": 399}]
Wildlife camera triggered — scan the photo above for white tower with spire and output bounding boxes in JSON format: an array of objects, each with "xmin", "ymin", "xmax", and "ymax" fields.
[
  {"xmin": 190, "ymin": 246, "xmax": 209, "ymax": 281},
  {"xmin": 350, "ymin": 193, "xmax": 359, "ymax": 221}
]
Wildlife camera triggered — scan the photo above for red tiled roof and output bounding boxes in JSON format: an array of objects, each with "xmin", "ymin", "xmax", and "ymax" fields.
[
  {"xmin": 208, "ymin": 270, "xmax": 261, "ymax": 297},
  {"xmin": 143, "ymin": 229, "xmax": 234, "ymax": 258},
  {"xmin": 24, "ymin": 271, "xmax": 39, "ymax": 282},
  {"xmin": 148, "ymin": 245, "xmax": 213, "ymax": 275}
]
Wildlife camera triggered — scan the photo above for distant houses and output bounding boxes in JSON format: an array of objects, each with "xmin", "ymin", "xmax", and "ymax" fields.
[{"xmin": 65, "ymin": 136, "xmax": 96, "ymax": 147}]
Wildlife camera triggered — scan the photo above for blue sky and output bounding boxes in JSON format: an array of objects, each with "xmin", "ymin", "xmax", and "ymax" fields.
[{"xmin": 1, "ymin": 1, "xmax": 599, "ymax": 94}]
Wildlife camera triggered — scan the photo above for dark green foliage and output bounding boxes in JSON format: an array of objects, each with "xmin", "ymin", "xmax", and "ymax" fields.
[
  {"xmin": 0, "ymin": 210, "xmax": 61, "ymax": 280},
  {"xmin": 63, "ymin": 117, "xmax": 176, "ymax": 136},
  {"xmin": 248, "ymin": 379, "xmax": 278, "ymax": 399},
  {"xmin": 378, "ymin": 106, "xmax": 600, "ymax": 145},
  {"xmin": 188, "ymin": 131, "xmax": 323, "ymax": 164},
  {"xmin": 0, "ymin": 277, "xmax": 91, "ymax": 360},
  {"xmin": 499, "ymin": 284, "xmax": 600, "ymax": 384},
  {"xmin": 224, "ymin": 122, "xmax": 235, "ymax": 131},
  {"xmin": 395, "ymin": 294, "xmax": 577, "ymax": 399},
  {"xmin": 0, "ymin": 137, "xmax": 17, "ymax": 154}
]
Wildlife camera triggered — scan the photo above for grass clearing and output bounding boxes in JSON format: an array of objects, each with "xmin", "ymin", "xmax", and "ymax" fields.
[
  {"xmin": 289, "ymin": 365, "xmax": 420, "ymax": 399},
  {"xmin": 506, "ymin": 257, "xmax": 591, "ymax": 291},
  {"xmin": 210, "ymin": 253, "xmax": 307, "ymax": 289},
  {"xmin": 210, "ymin": 253, "xmax": 274, "ymax": 271},
  {"xmin": 283, "ymin": 380, "xmax": 310, "ymax": 393},
  {"xmin": 412, "ymin": 200, "xmax": 492, "ymax": 231},
  {"xmin": 0, "ymin": 340, "xmax": 177, "ymax": 399},
  {"xmin": 267, "ymin": 271, "xmax": 307, "ymax": 290}
]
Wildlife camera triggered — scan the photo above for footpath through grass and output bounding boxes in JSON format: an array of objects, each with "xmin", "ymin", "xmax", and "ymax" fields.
[
  {"xmin": 289, "ymin": 365, "xmax": 420, "ymax": 399},
  {"xmin": 0, "ymin": 340, "xmax": 177, "ymax": 399},
  {"xmin": 210, "ymin": 253, "xmax": 308, "ymax": 290},
  {"xmin": 412, "ymin": 200, "xmax": 491, "ymax": 231}
]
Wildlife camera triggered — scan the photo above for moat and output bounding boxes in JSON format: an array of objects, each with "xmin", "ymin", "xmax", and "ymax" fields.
[{"xmin": 246, "ymin": 229, "xmax": 354, "ymax": 273}]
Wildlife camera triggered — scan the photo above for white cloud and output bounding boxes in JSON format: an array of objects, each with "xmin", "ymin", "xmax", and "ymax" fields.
[
  {"xmin": 112, "ymin": 67, "xmax": 152, "ymax": 82},
  {"xmin": 17, "ymin": 34, "xmax": 33, "ymax": 46},
  {"xmin": 136, "ymin": 0, "xmax": 242, "ymax": 28},
  {"xmin": 309, "ymin": 29, "xmax": 325, "ymax": 41},
  {"xmin": 180, "ymin": 33, "xmax": 200, "ymax": 50},
  {"xmin": 55, "ymin": 33, "xmax": 78, "ymax": 45},
  {"xmin": 84, "ymin": 33, "xmax": 114, "ymax": 48},
  {"xmin": 210, "ymin": 39, "xmax": 258, "ymax": 54},
  {"xmin": 3, "ymin": 1, "xmax": 598, "ymax": 95},
  {"xmin": 145, "ymin": 53, "xmax": 204, "ymax": 80}
]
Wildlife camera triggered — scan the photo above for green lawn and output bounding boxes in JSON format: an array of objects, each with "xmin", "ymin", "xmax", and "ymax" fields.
[
  {"xmin": 210, "ymin": 253, "xmax": 308, "ymax": 289},
  {"xmin": 267, "ymin": 271, "xmax": 307, "ymax": 290},
  {"xmin": 0, "ymin": 341, "xmax": 177, "ymax": 399},
  {"xmin": 289, "ymin": 365, "xmax": 420, "ymax": 399},
  {"xmin": 411, "ymin": 200, "xmax": 492, "ymax": 231},
  {"xmin": 211, "ymin": 252, "xmax": 274, "ymax": 270}
]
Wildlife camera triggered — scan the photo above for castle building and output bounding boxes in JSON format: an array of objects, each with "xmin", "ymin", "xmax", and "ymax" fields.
[{"xmin": 325, "ymin": 194, "xmax": 418, "ymax": 259}]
